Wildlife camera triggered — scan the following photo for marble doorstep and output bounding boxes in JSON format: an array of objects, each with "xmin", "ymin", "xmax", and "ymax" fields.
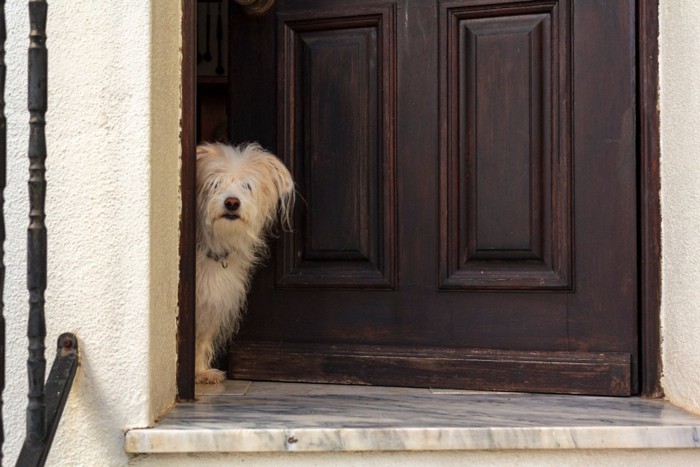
[{"xmin": 125, "ymin": 381, "xmax": 700, "ymax": 454}]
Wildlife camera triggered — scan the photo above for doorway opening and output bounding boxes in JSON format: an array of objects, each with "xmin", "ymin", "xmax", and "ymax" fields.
[{"xmin": 178, "ymin": 0, "xmax": 662, "ymax": 400}]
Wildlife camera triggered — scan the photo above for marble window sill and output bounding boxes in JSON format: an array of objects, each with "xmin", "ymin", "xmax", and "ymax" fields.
[{"xmin": 125, "ymin": 380, "xmax": 700, "ymax": 454}]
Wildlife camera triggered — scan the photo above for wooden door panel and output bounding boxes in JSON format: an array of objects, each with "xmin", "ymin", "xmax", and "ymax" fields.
[
  {"xmin": 231, "ymin": 341, "xmax": 632, "ymax": 396},
  {"xmin": 568, "ymin": 0, "xmax": 638, "ymax": 353},
  {"xmin": 243, "ymin": 289, "xmax": 571, "ymax": 347},
  {"xmin": 277, "ymin": 6, "xmax": 397, "ymax": 288},
  {"xmin": 439, "ymin": 0, "xmax": 571, "ymax": 290},
  {"xmin": 228, "ymin": 0, "xmax": 639, "ymax": 395}
]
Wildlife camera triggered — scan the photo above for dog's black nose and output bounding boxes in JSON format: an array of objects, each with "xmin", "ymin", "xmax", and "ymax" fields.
[{"xmin": 224, "ymin": 197, "xmax": 240, "ymax": 212}]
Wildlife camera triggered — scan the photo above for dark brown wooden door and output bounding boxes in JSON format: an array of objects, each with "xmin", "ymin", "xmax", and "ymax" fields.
[{"xmin": 227, "ymin": 0, "xmax": 639, "ymax": 395}]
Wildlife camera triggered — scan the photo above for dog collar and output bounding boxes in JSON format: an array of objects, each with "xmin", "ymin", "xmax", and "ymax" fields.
[{"xmin": 205, "ymin": 249, "xmax": 229, "ymax": 269}]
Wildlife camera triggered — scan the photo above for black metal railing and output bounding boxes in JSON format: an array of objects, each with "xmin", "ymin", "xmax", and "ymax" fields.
[
  {"xmin": 16, "ymin": 2, "xmax": 80, "ymax": 466},
  {"xmin": 25, "ymin": 0, "xmax": 49, "ymax": 450},
  {"xmin": 0, "ymin": 1, "xmax": 79, "ymax": 464},
  {"xmin": 1, "ymin": 0, "xmax": 7, "ymax": 463}
]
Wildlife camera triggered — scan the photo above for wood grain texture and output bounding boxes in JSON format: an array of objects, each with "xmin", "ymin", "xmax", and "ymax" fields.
[
  {"xmin": 439, "ymin": 0, "xmax": 571, "ymax": 290},
  {"xmin": 225, "ymin": 0, "xmax": 646, "ymax": 396},
  {"xmin": 277, "ymin": 6, "xmax": 397, "ymax": 288},
  {"xmin": 177, "ymin": 0, "xmax": 197, "ymax": 401},
  {"xmin": 638, "ymin": 0, "xmax": 662, "ymax": 398},
  {"xmin": 230, "ymin": 341, "xmax": 632, "ymax": 396}
]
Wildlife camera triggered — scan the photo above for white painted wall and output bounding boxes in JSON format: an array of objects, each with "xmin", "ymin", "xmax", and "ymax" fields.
[
  {"xmin": 3, "ymin": 1, "xmax": 181, "ymax": 465},
  {"xmin": 1, "ymin": 0, "xmax": 699, "ymax": 465},
  {"xmin": 659, "ymin": 0, "xmax": 700, "ymax": 415}
]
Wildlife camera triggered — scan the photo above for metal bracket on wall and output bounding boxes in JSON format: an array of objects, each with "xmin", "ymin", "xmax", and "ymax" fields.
[{"xmin": 17, "ymin": 333, "xmax": 79, "ymax": 467}]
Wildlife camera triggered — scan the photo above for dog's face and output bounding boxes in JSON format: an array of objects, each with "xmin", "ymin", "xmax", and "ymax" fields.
[{"xmin": 196, "ymin": 143, "xmax": 294, "ymax": 251}]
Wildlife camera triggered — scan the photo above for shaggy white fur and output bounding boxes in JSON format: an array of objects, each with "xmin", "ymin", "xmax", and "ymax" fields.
[{"xmin": 195, "ymin": 142, "xmax": 294, "ymax": 383}]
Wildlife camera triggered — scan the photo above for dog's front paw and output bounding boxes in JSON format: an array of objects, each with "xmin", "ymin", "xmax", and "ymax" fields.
[{"xmin": 195, "ymin": 368, "xmax": 226, "ymax": 384}]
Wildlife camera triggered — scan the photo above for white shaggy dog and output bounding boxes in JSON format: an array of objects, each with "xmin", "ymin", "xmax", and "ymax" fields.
[{"xmin": 195, "ymin": 142, "xmax": 294, "ymax": 384}]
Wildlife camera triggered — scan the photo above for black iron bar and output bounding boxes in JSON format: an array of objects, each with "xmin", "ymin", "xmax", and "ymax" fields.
[
  {"xmin": 26, "ymin": 0, "xmax": 48, "ymax": 450},
  {"xmin": 0, "ymin": 0, "xmax": 7, "ymax": 462},
  {"xmin": 17, "ymin": 334, "xmax": 79, "ymax": 466},
  {"xmin": 17, "ymin": 3, "xmax": 80, "ymax": 464}
]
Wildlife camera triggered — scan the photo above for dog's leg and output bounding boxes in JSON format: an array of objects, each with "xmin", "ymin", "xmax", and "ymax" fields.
[
  {"xmin": 195, "ymin": 368, "xmax": 225, "ymax": 384},
  {"xmin": 195, "ymin": 329, "xmax": 226, "ymax": 384}
]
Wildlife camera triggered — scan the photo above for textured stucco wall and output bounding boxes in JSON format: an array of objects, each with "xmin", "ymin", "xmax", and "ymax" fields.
[
  {"xmin": 3, "ymin": 1, "xmax": 181, "ymax": 465},
  {"xmin": 659, "ymin": 0, "xmax": 700, "ymax": 414}
]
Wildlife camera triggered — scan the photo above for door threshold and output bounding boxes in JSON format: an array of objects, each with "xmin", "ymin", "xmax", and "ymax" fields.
[{"xmin": 125, "ymin": 380, "xmax": 700, "ymax": 454}]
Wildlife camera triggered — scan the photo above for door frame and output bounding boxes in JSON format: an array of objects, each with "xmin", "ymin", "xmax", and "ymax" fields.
[
  {"xmin": 177, "ymin": 0, "xmax": 662, "ymax": 400},
  {"xmin": 637, "ymin": 0, "xmax": 662, "ymax": 398},
  {"xmin": 177, "ymin": 0, "xmax": 198, "ymax": 400}
]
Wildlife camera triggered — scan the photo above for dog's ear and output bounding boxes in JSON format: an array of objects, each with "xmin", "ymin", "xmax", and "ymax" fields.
[
  {"xmin": 265, "ymin": 156, "xmax": 295, "ymax": 199},
  {"xmin": 196, "ymin": 144, "xmax": 214, "ymax": 161},
  {"xmin": 268, "ymin": 157, "xmax": 295, "ymax": 231},
  {"xmin": 247, "ymin": 145, "xmax": 296, "ymax": 230},
  {"xmin": 195, "ymin": 144, "xmax": 224, "ymax": 191},
  {"xmin": 273, "ymin": 157, "xmax": 296, "ymax": 232}
]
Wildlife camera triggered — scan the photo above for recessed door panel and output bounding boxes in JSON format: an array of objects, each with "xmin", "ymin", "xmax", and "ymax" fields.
[
  {"xmin": 277, "ymin": 7, "xmax": 396, "ymax": 288},
  {"xmin": 440, "ymin": 1, "xmax": 571, "ymax": 290}
]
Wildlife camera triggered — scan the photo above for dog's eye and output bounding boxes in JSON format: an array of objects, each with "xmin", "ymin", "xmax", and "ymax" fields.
[{"xmin": 243, "ymin": 182, "xmax": 253, "ymax": 192}]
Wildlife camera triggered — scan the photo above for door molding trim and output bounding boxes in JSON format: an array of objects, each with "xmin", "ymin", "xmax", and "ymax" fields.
[
  {"xmin": 638, "ymin": 0, "xmax": 662, "ymax": 398},
  {"xmin": 230, "ymin": 341, "xmax": 633, "ymax": 396},
  {"xmin": 177, "ymin": 0, "xmax": 663, "ymax": 398},
  {"xmin": 177, "ymin": 0, "xmax": 197, "ymax": 401}
]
